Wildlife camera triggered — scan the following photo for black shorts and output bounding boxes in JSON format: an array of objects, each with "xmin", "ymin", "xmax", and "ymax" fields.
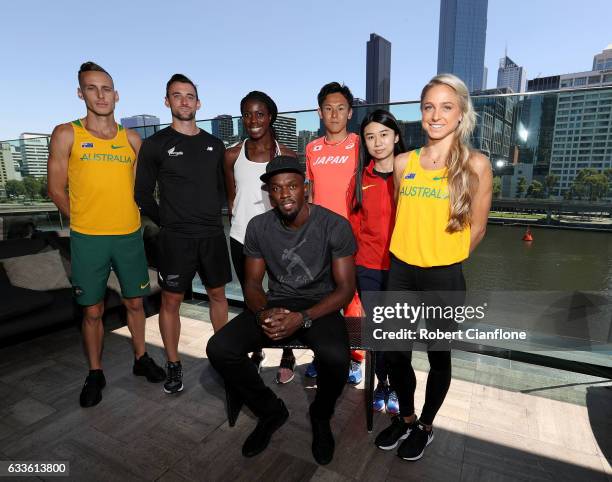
[{"xmin": 157, "ymin": 229, "xmax": 232, "ymax": 292}]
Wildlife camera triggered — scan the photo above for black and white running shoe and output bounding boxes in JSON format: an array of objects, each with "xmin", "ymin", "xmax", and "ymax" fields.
[
  {"xmin": 374, "ymin": 416, "xmax": 414, "ymax": 450},
  {"xmin": 163, "ymin": 361, "xmax": 184, "ymax": 394},
  {"xmin": 397, "ymin": 421, "xmax": 434, "ymax": 461}
]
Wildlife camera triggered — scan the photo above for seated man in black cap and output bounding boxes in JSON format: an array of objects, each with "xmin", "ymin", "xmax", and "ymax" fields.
[{"xmin": 206, "ymin": 156, "xmax": 356, "ymax": 465}]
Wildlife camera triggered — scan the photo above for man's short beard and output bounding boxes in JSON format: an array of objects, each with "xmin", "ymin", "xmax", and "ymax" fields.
[
  {"xmin": 172, "ymin": 110, "xmax": 195, "ymax": 121},
  {"xmin": 276, "ymin": 207, "xmax": 299, "ymax": 223}
]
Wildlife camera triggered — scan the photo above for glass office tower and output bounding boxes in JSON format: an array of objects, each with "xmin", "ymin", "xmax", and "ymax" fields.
[{"xmin": 437, "ymin": 0, "xmax": 488, "ymax": 92}]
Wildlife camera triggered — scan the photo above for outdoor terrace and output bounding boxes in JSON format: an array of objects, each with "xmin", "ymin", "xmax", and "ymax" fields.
[
  {"xmin": 0, "ymin": 302, "xmax": 610, "ymax": 481},
  {"xmin": 0, "ymin": 86, "xmax": 611, "ymax": 481}
]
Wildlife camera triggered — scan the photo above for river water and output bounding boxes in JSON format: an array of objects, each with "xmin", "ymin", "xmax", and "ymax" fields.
[{"xmin": 464, "ymin": 225, "xmax": 612, "ymax": 292}]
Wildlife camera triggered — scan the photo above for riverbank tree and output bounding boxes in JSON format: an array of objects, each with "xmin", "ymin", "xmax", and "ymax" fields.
[
  {"xmin": 2, "ymin": 177, "xmax": 50, "ymax": 201},
  {"xmin": 568, "ymin": 169, "xmax": 609, "ymax": 201}
]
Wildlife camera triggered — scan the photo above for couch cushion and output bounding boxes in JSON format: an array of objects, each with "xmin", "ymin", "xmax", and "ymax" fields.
[
  {"xmin": 0, "ymin": 264, "xmax": 9, "ymax": 288},
  {"xmin": 35, "ymin": 232, "xmax": 71, "ymax": 260},
  {"xmin": 0, "ymin": 238, "xmax": 47, "ymax": 260},
  {"xmin": 40, "ymin": 245, "xmax": 71, "ymax": 278},
  {"xmin": 1, "ymin": 250, "xmax": 72, "ymax": 291},
  {"xmin": 0, "ymin": 288, "xmax": 78, "ymax": 339},
  {"xmin": 0, "ymin": 285, "xmax": 54, "ymax": 322}
]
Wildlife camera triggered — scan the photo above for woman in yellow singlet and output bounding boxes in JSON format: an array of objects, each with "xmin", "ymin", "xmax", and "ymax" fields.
[{"xmin": 374, "ymin": 74, "xmax": 492, "ymax": 461}]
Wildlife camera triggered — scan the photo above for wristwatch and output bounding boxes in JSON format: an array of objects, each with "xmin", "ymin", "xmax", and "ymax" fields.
[{"xmin": 300, "ymin": 311, "xmax": 312, "ymax": 329}]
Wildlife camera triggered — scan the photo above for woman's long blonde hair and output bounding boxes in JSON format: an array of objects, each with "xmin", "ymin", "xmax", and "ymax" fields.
[{"xmin": 420, "ymin": 74, "xmax": 478, "ymax": 232}]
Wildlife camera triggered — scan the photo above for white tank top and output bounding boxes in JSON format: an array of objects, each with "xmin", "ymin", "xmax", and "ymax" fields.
[{"xmin": 229, "ymin": 140, "xmax": 280, "ymax": 244}]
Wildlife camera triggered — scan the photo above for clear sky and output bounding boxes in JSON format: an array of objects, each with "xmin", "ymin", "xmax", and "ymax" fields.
[{"xmin": 1, "ymin": 0, "xmax": 610, "ymax": 140}]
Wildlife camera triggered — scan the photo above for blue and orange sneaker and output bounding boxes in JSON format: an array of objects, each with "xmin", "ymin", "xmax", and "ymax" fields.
[
  {"xmin": 373, "ymin": 382, "xmax": 388, "ymax": 412},
  {"xmin": 347, "ymin": 360, "xmax": 363, "ymax": 385},
  {"xmin": 386, "ymin": 390, "xmax": 400, "ymax": 415}
]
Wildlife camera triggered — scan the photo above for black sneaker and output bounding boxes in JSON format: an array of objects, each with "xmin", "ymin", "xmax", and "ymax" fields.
[
  {"xmin": 397, "ymin": 421, "xmax": 434, "ymax": 461},
  {"xmin": 79, "ymin": 370, "xmax": 106, "ymax": 408},
  {"xmin": 374, "ymin": 416, "xmax": 414, "ymax": 450},
  {"xmin": 310, "ymin": 408, "xmax": 335, "ymax": 465},
  {"xmin": 250, "ymin": 351, "xmax": 266, "ymax": 374},
  {"xmin": 163, "ymin": 361, "xmax": 184, "ymax": 394},
  {"xmin": 133, "ymin": 352, "xmax": 166, "ymax": 383},
  {"xmin": 242, "ymin": 399, "xmax": 289, "ymax": 458}
]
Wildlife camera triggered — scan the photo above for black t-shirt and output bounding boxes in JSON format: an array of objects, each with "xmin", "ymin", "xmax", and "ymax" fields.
[
  {"xmin": 244, "ymin": 204, "xmax": 356, "ymax": 301},
  {"xmin": 135, "ymin": 127, "xmax": 226, "ymax": 237}
]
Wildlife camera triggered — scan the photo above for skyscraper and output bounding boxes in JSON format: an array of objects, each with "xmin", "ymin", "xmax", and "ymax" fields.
[
  {"xmin": 366, "ymin": 33, "xmax": 391, "ymax": 104},
  {"xmin": 544, "ymin": 46, "xmax": 612, "ymax": 195},
  {"xmin": 471, "ymin": 87, "xmax": 517, "ymax": 164},
  {"xmin": 437, "ymin": 0, "xmax": 488, "ymax": 92},
  {"xmin": 0, "ymin": 143, "xmax": 19, "ymax": 194},
  {"xmin": 398, "ymin": 121, "xmax": 427, "ymax": 151},
  {"xmin": 592, "ymin": 44, "xmax": 612, "ymax": 70},
  {"xmin": 348, "ymin": 98, "xmax": 368, "ymax": 134},
  {"xmin": 120, "ymin": 114, "xmax": 160, "ymax": 139},
  {"xmin": 518, "ymin": 76, "xmax": 560, "ymax": 172},
  {"xmin": 211, "ymin": 114, "xmax": 235, "ymax": 144},
  {"xmin": 273, "ymin": 115, "xmax": 298, "ymax": 152},
  {"xmin": 527, "ymin": 75, "xmax": 560, "ymax": 92},
  {"xmin": 297, "ymin": 130, "xmax": 318, "ymax": 164},
  {"xmin": 497, "ymin": 54, "xmax": 527, "ymax": 93},
  {"xmin": 19, "ymin": 133, "xmax": 49, "ymax": 178}
]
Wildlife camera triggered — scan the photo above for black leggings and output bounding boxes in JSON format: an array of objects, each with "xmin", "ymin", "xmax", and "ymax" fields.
[
  {"xmin": 230, "ymin": 237, "xmax": 247, "ymax": 293},
  {"xmin": 356, "ymin": 266, "xmax": 389, "ymax": 383},
  {"xmin": 230, "ymin": 237, "xmax": 293, "ymax": 360},
  {"xmin": 385, "ymin": 255, "xmax": 466, "ymax": 425}
]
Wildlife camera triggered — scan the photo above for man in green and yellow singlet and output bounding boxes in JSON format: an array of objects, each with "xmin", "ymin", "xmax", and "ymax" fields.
[{"xmin": 47, "ymin": 62, "xmax": 166, "ymax": 408}]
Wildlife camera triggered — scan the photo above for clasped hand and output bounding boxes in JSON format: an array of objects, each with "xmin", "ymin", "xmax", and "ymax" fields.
[{"xmin": 258, "ymin": 307, "xmax": 303, "ymax": 340}]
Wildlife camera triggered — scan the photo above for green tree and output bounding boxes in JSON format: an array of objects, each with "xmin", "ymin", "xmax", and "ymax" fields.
[
  {"xmin": 39, "ymin": 176, "xmax": 49, "ymax": 199},
  {"xmin": 22, "ymin": 176, "xmax": 41, "ymax": 200},
  {"xmin": 544, "ymin": 174, "xmax": 558, "ymax": 197},
  {"xmin": 604, "ymin": 169, "xmax": 612, "ymax": 198},
  {"xmin": 583, "ymin": 173, "xmax": 609, "ymax": 201},
  {"xmin": 526, "ymin": 180, "xmax": 545, "ymax": 198},
  {"xmin": 575, "ymin": 168, "xmax": 598, "ymax": 183},
  {"xmin": 5, "ymin": 180, "xmax": 25, "ymax": 198},
  {"xmin": 571, "ymin": 169, "xmax": 609, "ymax": 201},
  {"xmin": 492, "ymin": 176, "xmax": 501, "ymax": 198},
  {"xmin": 516, "ymin": 176, "xmax": 527, "ymax": 198}
]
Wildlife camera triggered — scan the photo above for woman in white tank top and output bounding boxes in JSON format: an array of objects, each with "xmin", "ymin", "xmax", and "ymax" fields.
[{"xmin": 224, "ymin": 91, "xmax": 299, "ymax": 384}]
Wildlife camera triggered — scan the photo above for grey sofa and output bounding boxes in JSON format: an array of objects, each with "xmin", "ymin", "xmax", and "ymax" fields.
[{"xmin": 0, "ymin": 233, "xmax": 160, "ymax": 346}]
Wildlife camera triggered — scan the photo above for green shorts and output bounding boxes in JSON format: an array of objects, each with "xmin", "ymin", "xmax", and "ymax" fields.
[{"xmin": 70, "ymin": 228, "xmax": 150, "ymax": 306}]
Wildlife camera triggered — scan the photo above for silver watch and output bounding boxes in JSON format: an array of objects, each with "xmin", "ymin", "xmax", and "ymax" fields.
[{"xmin": 300, "ymin": 311, "xmax": 312, "ymax": 329}]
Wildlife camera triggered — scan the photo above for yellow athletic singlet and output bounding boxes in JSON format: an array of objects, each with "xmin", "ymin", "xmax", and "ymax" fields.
[
  {"xmin": 68, "ymin": 119, "xmax": 140, "ymax": 235},
  {"xmin": 390, "ymin": 149, "xmax": 470, "ymax": 267}
]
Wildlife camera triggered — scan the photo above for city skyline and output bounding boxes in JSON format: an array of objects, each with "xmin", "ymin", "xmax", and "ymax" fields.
[{"xmin": 0, "ymin": 0, "xmax": 611, "ymax": 140}]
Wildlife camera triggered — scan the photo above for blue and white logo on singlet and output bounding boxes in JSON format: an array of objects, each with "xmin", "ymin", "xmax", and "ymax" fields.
[
  {"xmin": 405, "ymin": 172, "xmax": 416, "ymax": 180},
  {"xmin": 81, "ymin": 142, "xmax": 94, "ymax": 148}
]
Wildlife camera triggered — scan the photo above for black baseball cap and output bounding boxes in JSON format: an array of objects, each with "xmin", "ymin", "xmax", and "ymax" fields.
[{"xmin": 260, "ymin": 156, "xmax": 305, "ymax": 183}]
